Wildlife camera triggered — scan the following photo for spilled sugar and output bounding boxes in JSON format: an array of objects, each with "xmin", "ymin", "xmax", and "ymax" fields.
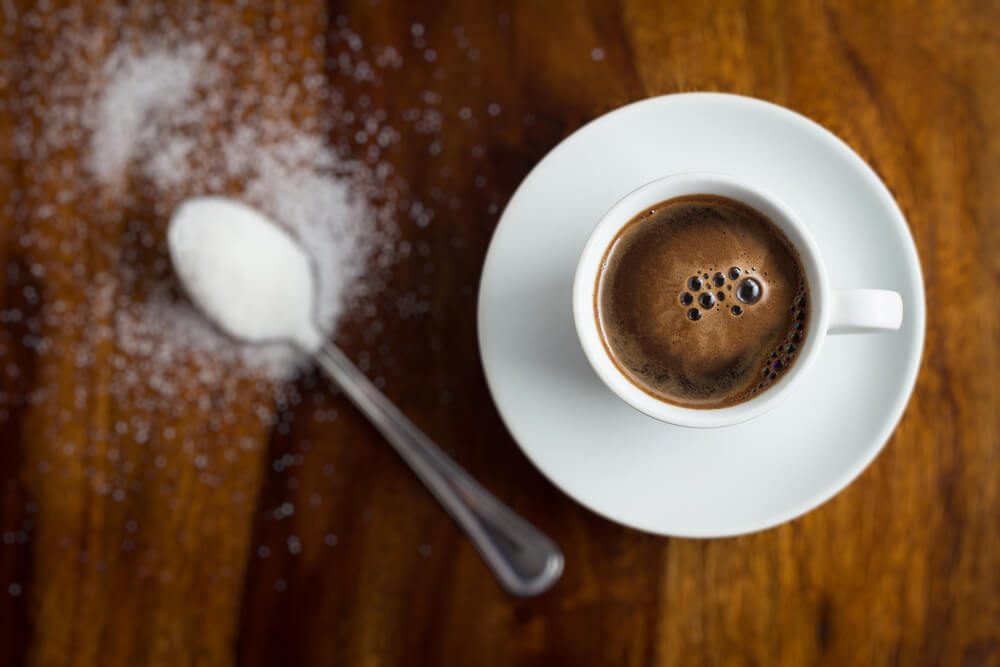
[
  {"xmin": 86, "ymin": 41, "xmax": 389, "ymax": 382},
  {"xmin": 88, "ymin": 44, "xmax": 208, "ymax": 190},
  {"xmin": 0, "ymin": 2, "xmax": 517, "ymax": 439}
]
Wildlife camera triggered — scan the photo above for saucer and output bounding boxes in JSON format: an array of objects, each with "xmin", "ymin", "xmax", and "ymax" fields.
[{"xmin": 477, "ymin": 93, "xmax": 925, "ymax": 537}]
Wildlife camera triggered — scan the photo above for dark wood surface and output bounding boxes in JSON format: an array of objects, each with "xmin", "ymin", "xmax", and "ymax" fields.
[{"xmin": 1, "ymin": 1, "xmax": 999, "ymax": 665}]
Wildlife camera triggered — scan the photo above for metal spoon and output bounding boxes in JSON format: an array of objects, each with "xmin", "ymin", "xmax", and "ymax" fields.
[{"xmin": 168, "ymin": 197, "xmax": 563, "ymax": 596}]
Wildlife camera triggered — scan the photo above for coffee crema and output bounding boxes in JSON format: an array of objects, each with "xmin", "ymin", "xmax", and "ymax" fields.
[{"xmin": 594, "ymin": 195, "xmax": 809, "ymax": 409}]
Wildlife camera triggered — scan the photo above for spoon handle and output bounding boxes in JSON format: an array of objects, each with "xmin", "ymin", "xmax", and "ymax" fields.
[{"xmin": 313, "ymin": 343, "xmax": 564, "ymax": 596}]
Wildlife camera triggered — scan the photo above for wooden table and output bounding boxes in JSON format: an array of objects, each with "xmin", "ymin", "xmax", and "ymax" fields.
[{"xmin": 1, "ymin": 1, "xmax": 997, "ymax": 665}]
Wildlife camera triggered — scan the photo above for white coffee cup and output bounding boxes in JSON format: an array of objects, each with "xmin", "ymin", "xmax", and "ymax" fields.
[{"xmin": 572, "ymin": 172, "xmax": 903, "ymax": 428}]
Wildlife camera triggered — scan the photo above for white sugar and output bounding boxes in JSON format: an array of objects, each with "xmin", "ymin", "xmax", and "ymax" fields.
[
  {"xmin": 74, "ymin": 38, "xmax": 395, "ymax": 383},
  {"xmin": 89, "ymin": 45, "xmax": 205, "ymax": 189},
  {"xmin": 168, "ymin": 197, "xmax": 324, "ymax": 353}
]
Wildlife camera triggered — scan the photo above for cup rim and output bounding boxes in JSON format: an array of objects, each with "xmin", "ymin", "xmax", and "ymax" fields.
[{"xmin": 572, "ymin": 172, "xmax": 831, "ymax": 428}]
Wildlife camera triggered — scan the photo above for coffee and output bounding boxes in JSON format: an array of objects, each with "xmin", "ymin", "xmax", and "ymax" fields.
[{"xmin": 595, "ymin": 195, "xmax": 808, "ymax": 409}]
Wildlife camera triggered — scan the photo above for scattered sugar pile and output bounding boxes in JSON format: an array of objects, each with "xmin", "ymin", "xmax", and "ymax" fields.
[
  {"xmin": 87, "ymin": 41, "xmax": 393, "ymax": 384},
  {"xmin": 2, "ymin": 4, "xmax": 467, "ymax": 404},
  {"xmin": 0, "ymin": 1, "xmax": 510, "ymax": 445}
]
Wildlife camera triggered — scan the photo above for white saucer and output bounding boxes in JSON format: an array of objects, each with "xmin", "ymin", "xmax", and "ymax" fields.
[{"xmin": 477, "ymin": 93, "xmax": 925, "ymax": 538}]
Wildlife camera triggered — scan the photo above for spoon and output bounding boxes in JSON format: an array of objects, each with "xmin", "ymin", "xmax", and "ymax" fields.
[{"xmin": 168, "ymin": 197, "xmax": 563, "ymax": 596}]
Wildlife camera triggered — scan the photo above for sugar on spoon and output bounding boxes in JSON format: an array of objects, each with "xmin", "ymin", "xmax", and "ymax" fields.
[{"xmin": 168, "ymin": 196, "xmax": 563, "ymax": 596}]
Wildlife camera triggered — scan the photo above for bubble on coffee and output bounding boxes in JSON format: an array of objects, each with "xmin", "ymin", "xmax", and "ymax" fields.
[
  {"xmin": 735, "ymin": 277, "xmax": 763, "ymax": 304},
  {"xmin": 594, "ymin": 194, "xmax": 809, "ymax": 409}
]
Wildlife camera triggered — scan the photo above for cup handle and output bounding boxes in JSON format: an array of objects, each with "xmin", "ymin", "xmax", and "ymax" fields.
[{"xmin": 829, "ymin": 289, "xmax": 903, "ymax": 334}]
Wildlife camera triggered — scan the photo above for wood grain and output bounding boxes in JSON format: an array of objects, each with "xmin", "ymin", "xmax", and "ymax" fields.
[{"xmin": 1, "ymin": 1, "xmax": 998, "ymax": 666}]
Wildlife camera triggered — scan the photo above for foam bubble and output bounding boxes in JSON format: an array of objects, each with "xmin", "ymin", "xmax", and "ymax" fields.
[{"xmin": 735, "ymin": 277, "xmax": 763, "ymax": 304}]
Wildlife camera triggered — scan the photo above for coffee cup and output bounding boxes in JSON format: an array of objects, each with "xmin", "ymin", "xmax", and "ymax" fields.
[{"xmin": 572, "ymin": 172, "xmax": 903, "ymax": 428}]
